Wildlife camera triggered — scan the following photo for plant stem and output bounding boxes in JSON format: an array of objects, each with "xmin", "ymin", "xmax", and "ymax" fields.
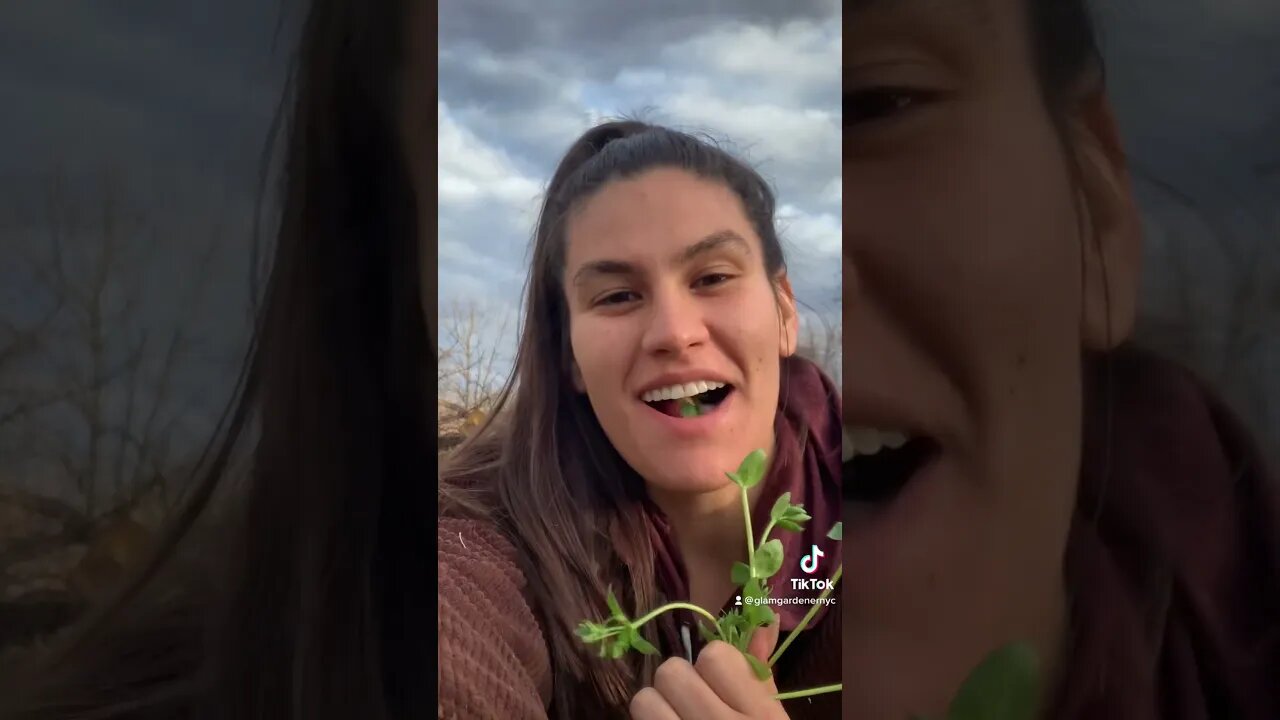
[
  {"xmin": 757, "ymin": 519, "xmax": 777, "ymax": 550},
  {"xmin": 633, "ymin": 602, "xmax": 721, "ymax": 631},
  {"xmin": 774, "ymin": 683, "xmax": 842, "ymax": 701},
  {"xmin": 769, "ymin": 565, "xmax": 841, "ymax": 667},
  {"xmin": 740, "ymin": 487, "xmax": 756, "ymax": 575}
]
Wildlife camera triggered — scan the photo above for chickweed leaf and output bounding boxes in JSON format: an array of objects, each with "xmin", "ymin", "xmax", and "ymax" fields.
[
  {"xmin": 827, "ymin": 522, "xmax": 843, "ymax": 541},
  {"xmin": 947, "ymin": 642, "xmax": 1040, "ymax": 720},
  {"xmin": 736, "ymin": 449, "xmax": 768, "ymax": 489},
  {"xmin": 630, "ymin": 630, "xmax": 658, "ymax": 656},
  {"xmin": 769, "ymin": 492, "xmax": 793, "ymax": 521},
  {"xmin": 698, "ymin": 622, "xmax": 719, "ymax": 643},
  {"xmin": 609, "ymin": 638, "xmax": 628, "ymax": 659},
  {"xmin": 745, "ymin": 653, "xmax": 772, "ymax": 681},
  {"xmin": 576, "ymin": 621, "xmax": 605, "ymax": 641},
  {"xmin": 731, "ymin": 561, "xmax": 753, "ymax": 585},
  {"xmin": 775, "ymin": 518, "xmax": 804, "ymax": 532},
  {"xmin": 605, "ymin": 589, "xmax": 626, "ymax": 622},
  {"xmin": 726, "ymin": 470, "xmax": 744, "ymax": 488},
  {"xmin": 752, "ymin": 539, "xmax": 784, "ymax": 579},
  {"xmin": 744, "ymin": 602, "xmax": 774, "ymax": 627}
]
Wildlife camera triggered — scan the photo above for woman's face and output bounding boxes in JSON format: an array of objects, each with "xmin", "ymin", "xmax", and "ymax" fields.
[
  {"xmin": 563, "ymin": 168, "xmax": 798, "ymax": 495},
  {"xmin": 844, "ymin": 0, "xmax": 1140, "ymax": 717}
]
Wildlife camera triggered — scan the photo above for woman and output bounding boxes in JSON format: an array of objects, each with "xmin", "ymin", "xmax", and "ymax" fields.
[
  {"xmin": 844, "ymin": 1, "xmax": 1279, "ymax": 719},
  {"xmin": 436, "ymin": 121, "xmax": 843, "ymax": 720}
]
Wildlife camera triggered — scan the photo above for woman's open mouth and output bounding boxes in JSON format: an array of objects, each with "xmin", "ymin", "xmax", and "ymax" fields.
[
  {"xmin": 843, "ymin": 426, "xmax": 940, "ymax": 504},
  {"xmin": 640, "ymin": 380, "xmax": 736, "ymax": 419}
]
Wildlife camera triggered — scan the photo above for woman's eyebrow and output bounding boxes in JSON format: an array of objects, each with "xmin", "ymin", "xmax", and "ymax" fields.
[
  {"xmin": 848, "ymin": 0, "xmax": 992, "ymax": 77},
  {"xmin": 676, "ymin": 229, "xmax": 751, "ymax": 265},
  {"xmin": 570, "ymin": 230, "xmax": 750, "ymax": 287}
]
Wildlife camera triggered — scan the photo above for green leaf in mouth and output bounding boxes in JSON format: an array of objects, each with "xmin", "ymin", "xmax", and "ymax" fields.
[{"xmin": 679, "ymin": 397, "xmax": 700, "ymax": 417}]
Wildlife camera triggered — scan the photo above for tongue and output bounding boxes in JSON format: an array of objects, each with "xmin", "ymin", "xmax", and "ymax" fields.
[
  {"xmin": 657, "ymin": 399, "xmax": 681, "ymax": 417},
  {"xmin": 652, "ymin": 398, "xmax": 698, "ymax": 418}
]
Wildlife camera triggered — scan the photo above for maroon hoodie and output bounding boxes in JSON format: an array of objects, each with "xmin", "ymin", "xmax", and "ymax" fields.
[{"xmin": 1054, "ymin": 346, "xmax": 1280, "ymax": 719}]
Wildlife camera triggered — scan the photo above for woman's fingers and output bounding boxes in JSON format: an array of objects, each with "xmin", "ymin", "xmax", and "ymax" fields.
[
  {"xmin": 747, "ymin": 621, "xmax": 781, "ymax": 666},
  {"xmin": 629, "ymin": 686, "xmax": 681, "ymax": 720},
  {"xmin": 652, "ymin": 656, "xmax": 735, "ymax": 719},
  {"xmin": 695, "ymin": 641, "xmax": 782, "ymax": 715}
]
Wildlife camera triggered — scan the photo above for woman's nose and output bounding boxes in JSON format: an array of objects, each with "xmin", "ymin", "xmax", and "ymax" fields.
[{"xmin": 641, "ymin": 287, "xmax": 710, "ymax": 356}]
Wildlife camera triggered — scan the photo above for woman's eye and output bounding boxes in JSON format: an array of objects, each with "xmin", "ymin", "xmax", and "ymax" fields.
[
  {"xmin": 844, "ymin": 88, "xmax": 929, "ymax": 126},
  {"xmin": 596, "ymin": 290, "xmax": 638, "ymax": 306},
  {"xmin": 694, "ymin": 273, "xmax": 734, "ymax": 288}
]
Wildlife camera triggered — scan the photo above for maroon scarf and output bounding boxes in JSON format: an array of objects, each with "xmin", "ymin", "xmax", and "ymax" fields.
[
  {"xmin": 1054, "ymin": 346, "xmax": 1280, "ymax": 719},
  {"xmin": 640, "ymin": 355, "xmax": 843, "ymax": 657}
]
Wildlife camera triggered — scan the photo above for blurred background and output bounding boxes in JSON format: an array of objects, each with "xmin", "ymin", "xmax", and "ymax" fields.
[
  {"xmin": 436, "ymin": 1, "xmax": 843, "ymax": 447},
  {"xmin": 0, "ymin": 0, "xmax": 1275, "ymax": 667}
]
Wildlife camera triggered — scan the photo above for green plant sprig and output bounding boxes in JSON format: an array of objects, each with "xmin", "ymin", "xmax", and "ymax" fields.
[{"xmin": 577, "ymin": 448, "xmax": 843, "ymax": 702}]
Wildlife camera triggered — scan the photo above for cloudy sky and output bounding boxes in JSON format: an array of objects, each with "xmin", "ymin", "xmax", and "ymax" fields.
[{"xmin": 437, "ymin": 1, "xmax": 844, "ymax": 376}]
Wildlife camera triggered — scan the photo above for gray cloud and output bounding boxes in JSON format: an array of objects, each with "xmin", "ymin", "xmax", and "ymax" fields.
[{"xmin": 439, "ymin": 0, "xmax": 838, "ymax": 69}]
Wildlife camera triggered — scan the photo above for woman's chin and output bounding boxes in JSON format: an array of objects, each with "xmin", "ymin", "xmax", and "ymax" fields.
[{"xmin": 641, "ymin": 453, "xmax": 743, "ymax": 497}]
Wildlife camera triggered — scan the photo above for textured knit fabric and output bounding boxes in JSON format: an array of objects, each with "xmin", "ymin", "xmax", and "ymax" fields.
[
  {"xmin": 1051, "ymin": 347, "xmax": 1280, "ymax": 719},
  {"xmin": 438, "ymin": 356, "xmax": 842, "ymax": 719}
]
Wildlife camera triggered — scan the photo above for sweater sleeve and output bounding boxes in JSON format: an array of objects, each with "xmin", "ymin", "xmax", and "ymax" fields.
[{"xmin": 438, "ymin": 517, "xmax": 552, "ymax": 720}]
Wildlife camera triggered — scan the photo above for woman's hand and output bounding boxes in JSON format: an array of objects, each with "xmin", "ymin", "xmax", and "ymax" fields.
[{"xmin": 628, "ymin": 621, "xmax": 790, "ymax": 720}]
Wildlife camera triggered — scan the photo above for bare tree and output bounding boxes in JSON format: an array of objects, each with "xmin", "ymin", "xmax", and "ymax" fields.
[
  {"xmin": 436, "ymin": 299, "xmax": 512, "ymax": 439},
  {"xmin": 1, "ymin": 171, "xmax": 224, "ymax": 543},
  {"xmin": 796, "ymin": 311, "xmax": 842, "ymax": 388}
]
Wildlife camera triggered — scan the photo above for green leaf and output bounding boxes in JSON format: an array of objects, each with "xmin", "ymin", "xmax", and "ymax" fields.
[
  {"xmin": 769, "ymin": 492, "xmax": 793, "ymax": 521},
  {"xmin": 744, "ymin": 602, "xmax": 774, "ymax": 627},
  {"xmin": 679, "ymin": 399, "xmax": 699, "ymax": 418},
  {"xmin": 775, "ymin": 518, "xmax": 804, "ymax": 532},
  {"xmin": 827, "ymin": 522, "xmax": 843, "ymax": 541},
  {"xmin": 605, "ymin": 589, "xmax": 627, "ymax": 622},
  {"xmin": 731, "ymin": 561, "xmax": 753, "ymax": 585},
  {"xmin": 745, "ymin": 653, "xmax": 772, "ymax": 681},
  {"xmin": 698, "ymin": 621, "xmax": 719, "ymax": 643},
  {"xmin": 609, "ymin": 638, "xmax": 628, "ymax": 659},
  {"xmin": 736, "ymin": 449, "xmax": 768, "ymax": 489},
  {"xmin": 631, "ymin": 631, "xmax": 658, "ymax": 656},
  {"xmin": 742, "ymin": 578, "xmax": 768, "ymax": 602},
  {"xmin": 752, "ymin": 539, "xmax": 784, "ymax": 579},
  {"xmin": 785, "ymin": 506, "xmax": 812, "ymax": 522},
  {"xmin": 725, "ymin": 470, "xmax": 744, "ymax": 488},
  {"xmin": 947, "ymin": 642, "xmax": 1040, "ymax": 720}
]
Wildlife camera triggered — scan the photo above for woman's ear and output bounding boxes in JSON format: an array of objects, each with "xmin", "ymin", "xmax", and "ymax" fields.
[
  {"xmin": 1068, "ymin": 86, "xmax": 1143, "ymax": 351},
  {"xmin": 775, "ymin": 274, "xmax": 800, "ymax": 357}
]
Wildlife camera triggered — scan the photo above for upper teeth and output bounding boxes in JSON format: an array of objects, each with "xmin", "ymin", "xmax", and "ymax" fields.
[
  {"xmin": 642, "ymin": 380, "xmax": 726, "ymax": 403},
  {"xmin": 843, "ymin": 426, "xmax": 910, "ymax": 461}
]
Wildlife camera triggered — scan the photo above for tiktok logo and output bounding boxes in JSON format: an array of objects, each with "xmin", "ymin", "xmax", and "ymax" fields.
[{"xmin": 800, "ymin": 544, "xmax": 824, "ymax": 574}]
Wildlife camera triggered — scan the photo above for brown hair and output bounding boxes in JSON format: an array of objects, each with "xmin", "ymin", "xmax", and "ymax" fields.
[
  {"xmin": 439, "ymin": 121, "xmax": 794, "ymax": 716},
  {"xmin": 0, "ymin": 1, "xmax": 433, "ymax": 718}
]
